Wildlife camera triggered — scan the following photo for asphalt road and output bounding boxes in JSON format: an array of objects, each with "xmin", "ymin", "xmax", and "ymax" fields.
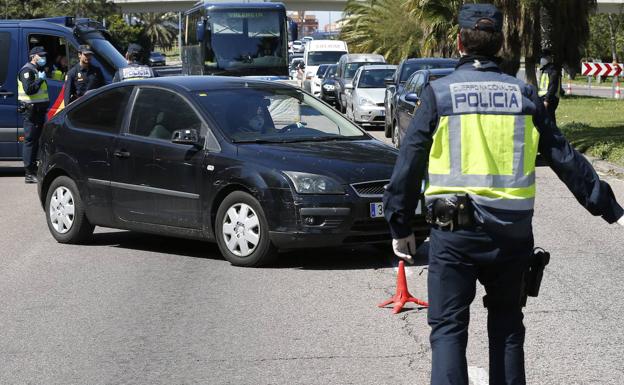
[{"xmin": 2, "ymin": 127, "xmax": 624, "ymax": 384}]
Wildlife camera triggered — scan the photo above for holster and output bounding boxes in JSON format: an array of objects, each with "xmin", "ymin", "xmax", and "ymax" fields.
[{"xmin": 521, "ymin": 247, "xmax": 551, "ymax": 306}]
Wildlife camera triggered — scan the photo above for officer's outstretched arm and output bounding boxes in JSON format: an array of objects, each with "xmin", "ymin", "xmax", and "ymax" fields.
[{"xmin": 532, "ymin": 92, "xmax": 624, "ymax": 224}]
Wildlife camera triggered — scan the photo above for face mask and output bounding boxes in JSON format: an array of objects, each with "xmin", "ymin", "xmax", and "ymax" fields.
[
  {"xmin": 36, "ymin": 57, "xmax": 47, "ymax": 67},
  {"xmin": 540, "ymin": 58, "xmax": 549, "ymax": 67},
  {"xmin": 249, "ymin": 115, "xmax": 265, "ymax": 131}
]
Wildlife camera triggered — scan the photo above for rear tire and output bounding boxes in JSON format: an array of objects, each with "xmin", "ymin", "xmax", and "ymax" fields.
[
  {"xmin": 215, "ymin": 191, "xmax": 277, "ymax": 267},
  {"xmin": 45, "ymin": 176, "xmax": 94, "ymax": 244}
]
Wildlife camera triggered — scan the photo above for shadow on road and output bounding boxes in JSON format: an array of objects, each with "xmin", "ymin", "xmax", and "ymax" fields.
[{"xmin": 85, "ymin": 230, "xmax": 429, "ymax": 271}]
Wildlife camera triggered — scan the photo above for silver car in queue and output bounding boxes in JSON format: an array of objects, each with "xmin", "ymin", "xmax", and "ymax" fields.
[{"xmin": 345, "ymin": 64, "xmax": 397, "ymax": 128}]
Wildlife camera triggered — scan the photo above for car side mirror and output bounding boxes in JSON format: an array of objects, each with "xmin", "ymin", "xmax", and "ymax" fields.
[
  {"xmin": 384, "ymin": 77, "xmax": 394, "ymax": 86},
  {"xmin": 405, "ymin": 92, "xmax": 419, "ymax": 103},
  {"xmin": 172, "ymin": 128, "xmax": 202, "ymax": 147},
  {"xmin": 344, "ymin": 83, "xmax": 353, "ymax": 90}
]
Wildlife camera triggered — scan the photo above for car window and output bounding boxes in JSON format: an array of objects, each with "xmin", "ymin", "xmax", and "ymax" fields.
[
  {"xmin": 129, "ymin": 88, "xmax": 206, "ymax": 141},
  {"xmin": 67, "ymin": 86, "xmax": 133, "ymax": 133},
  {"xmin": 28, "ymin": 34, "xmax": 71, "ymax": 83},
  {"xmin": 0, "ymin": 32, "xmax": 10, "ymax": 86},
  {"xmin": 414, "ymin": 75, "xmax": 426, "ymax": 95},
  {"xmin": 406, "ymin": 73, "xmax": 420, "ymax": 93},
  {"xmin": 194, "ymin": 86, "xmax": 367, "ymax": 143},
  {"xmin": 358, "ymin": 69, "xmax": 396, "ymax": 88}
]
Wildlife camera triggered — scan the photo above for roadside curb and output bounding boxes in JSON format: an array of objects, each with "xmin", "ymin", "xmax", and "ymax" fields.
[{"xmin": 584, "ymin": 154, "xmax": 624, "ymax": 179}]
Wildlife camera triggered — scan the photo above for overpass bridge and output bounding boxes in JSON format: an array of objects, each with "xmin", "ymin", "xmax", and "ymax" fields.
[
  {"xmin": 113, "ymin": 0, "xmax": 347, "ymax": 13},
  {"xmin": 113, "ymin": 0, "xmax": 623, "ymax": 13}
]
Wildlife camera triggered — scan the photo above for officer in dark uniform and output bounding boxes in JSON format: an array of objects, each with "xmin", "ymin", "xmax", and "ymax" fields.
[
  {"xmin": 112, "ymin": 43, "xmax": 155, "ymax": 83},
  {"xmin": 383, "ymin": 4, "xmax": 624, "ymax": 385},
  {"xmin": 538, "ymin": 49, "xmax": 562, "ymax": 124},
  {"xmin": 64, "ymin": 45, "xmax": 104, "ymax": 105},
  {"xmin": 18, "ymin": 46, "xmax": 49, "ymax": 184}
]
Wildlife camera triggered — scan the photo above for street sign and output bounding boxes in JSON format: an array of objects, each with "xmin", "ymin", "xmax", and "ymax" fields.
[{"xmin": 581, "ymin": 62, "xmax": 623, "ymax": 77}]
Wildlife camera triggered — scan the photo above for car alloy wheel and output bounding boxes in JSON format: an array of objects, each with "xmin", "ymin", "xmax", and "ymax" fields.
[
  {"xmin": 49, "ymin": 186, "xmax": 75, "ymax": 234},
  {"xmin": 222, "ymin": 203, "xmax": 260, "ymax": 257}
]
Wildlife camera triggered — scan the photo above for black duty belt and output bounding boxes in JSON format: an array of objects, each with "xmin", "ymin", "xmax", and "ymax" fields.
[{"xmin": 425, "ymin": 195, "xmax": 474, "ymax": 231}]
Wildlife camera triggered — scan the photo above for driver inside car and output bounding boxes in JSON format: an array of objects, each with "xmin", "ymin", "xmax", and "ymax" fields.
[{"xmin": 231, "ymin": 98, "xmax": 276, "ymax": 135}]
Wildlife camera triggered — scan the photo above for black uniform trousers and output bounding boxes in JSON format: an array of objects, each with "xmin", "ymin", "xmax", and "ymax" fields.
[
  {"xmin": 21, "ymin": 103, "xmax": 47, "ymax": 173},
  {"xmin": 427, "ymin": 227, "xmax": 533, "ymax": 385}
]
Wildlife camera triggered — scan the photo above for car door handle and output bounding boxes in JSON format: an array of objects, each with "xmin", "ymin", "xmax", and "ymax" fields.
[{"xmin": 113, "ymin": 150, "xmax": 130, "ymax": 158}]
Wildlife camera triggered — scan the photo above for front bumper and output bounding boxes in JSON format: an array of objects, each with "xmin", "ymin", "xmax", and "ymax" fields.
[
  {"xmin": 353, "ymin": 105, "xmax": 385, "ymax": 126},
  {"xmin": 268, "ymin": 195, "xmax": 428, "ymax": 250}
]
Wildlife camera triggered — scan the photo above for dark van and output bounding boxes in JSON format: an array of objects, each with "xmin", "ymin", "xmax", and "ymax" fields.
[{"xmin": 0, "ymin": 17, "xmax": 126, "ymax": 161}]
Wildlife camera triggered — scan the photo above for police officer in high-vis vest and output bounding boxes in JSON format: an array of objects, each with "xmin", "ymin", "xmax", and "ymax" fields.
[
  {"xmin": 112, "ymin": 43, "xmax": 155, "ymax": 83},
  {"xmin": 383, "ymin": 4, "xmax": 624, "ymax": 385},
  {"xmin": 18, "ymin": 46, "xmax": 49, "ymax": 184},
  {"xmin": 538, "ymin": 49, "xmax": 561, "ymax": 124}
]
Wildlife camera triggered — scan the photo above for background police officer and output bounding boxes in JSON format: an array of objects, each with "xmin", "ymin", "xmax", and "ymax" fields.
[
  {"xmin": 64, "ymin": 45, "xmax": 104, "ymax": 105},
  {"xmin": 383, "ymin": 4, "xmax": 624, "ymax": 385},
  {"xmin": 538, "ymin": 49, "xmax": 561, "ymax": 124},
  {"xmin": 18, "ymin": 46, "xmax": 49, "ymax": 184},
  {"xmin": 112, "ymin": 43, "xmax": 155, "ymax": 82}
]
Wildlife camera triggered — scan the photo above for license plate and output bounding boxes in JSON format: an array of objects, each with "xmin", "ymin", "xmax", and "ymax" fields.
[{"xmin": 370, "ymin": 202, "xmax": 384, "ymax": 218}]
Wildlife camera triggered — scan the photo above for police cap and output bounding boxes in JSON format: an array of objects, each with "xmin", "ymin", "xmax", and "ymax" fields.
[
  {"xmin": 29, "ymin": 46, "xmax": 47, "ymax": 56},
  {"xmin": 458, "ymin": 3, "xmax": 503, "ymax": 32},
  {"xmin": 78, "ymin": 44, "xmax": 94, "ymax": 54}
]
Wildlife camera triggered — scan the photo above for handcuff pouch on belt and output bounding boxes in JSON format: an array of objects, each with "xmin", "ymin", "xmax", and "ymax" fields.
[{"xmin": 425, "ymin": 195, "xmax": 473, "ymax": 231}]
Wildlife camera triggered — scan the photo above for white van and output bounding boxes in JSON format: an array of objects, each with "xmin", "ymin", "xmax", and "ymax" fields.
[{"xmin": 303, "ymin": 40, "xmax": 348, "ymax": 92}]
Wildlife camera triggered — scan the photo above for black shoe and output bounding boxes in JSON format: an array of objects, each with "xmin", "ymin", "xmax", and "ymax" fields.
[{"xmin": 25, "ymin": 174, "xmax": 37, "ymax": 184}]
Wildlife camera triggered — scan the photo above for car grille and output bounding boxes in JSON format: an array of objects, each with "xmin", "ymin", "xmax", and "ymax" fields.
[
  {"xmin": 376, "ymin": 102, "xmax": 384, "ymax": 107},
  {"xmin": 350, "ymin": 180, "xmax": 388, "ymax": 197},
  {"xmin": 372, "ymin": 116, "xmax": 384, "ymax": 122},
  {"xmin": 351, "ymin": 219, "xmax": 389, "ymax": 232}
]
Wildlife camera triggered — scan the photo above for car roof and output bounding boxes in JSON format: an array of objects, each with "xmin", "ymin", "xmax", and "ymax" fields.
[
  {"xmin": 340, "ymin": 53, "xmax": 385, "ymax": 62},
  {"xmin": 403, "ymin": 57, "xmax": 458, "ymax": 64},
  {"xmin": 358, "ymin": 64, "xmax": 397, "ymax": 71},
  {"xmin": 420, "ymin": 68, "xmax": 455, "ymax": 75},
  {"xmin": 114, "ymin": 76, "xmax": 295, "ymax": 92}
]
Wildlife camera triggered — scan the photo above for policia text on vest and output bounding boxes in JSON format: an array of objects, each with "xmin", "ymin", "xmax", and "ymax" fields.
[{"xmin": 382, "ymin": 4, "xmax": 623, "ymax": 384}]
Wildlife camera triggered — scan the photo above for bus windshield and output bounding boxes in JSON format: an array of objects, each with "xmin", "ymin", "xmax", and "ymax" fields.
[{"xmin": 205, "ymin": 9, "xmax": 286, "ymax": 72}]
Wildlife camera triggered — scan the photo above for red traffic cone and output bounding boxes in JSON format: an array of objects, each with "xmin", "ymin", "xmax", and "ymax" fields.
[{"xmin": 378, "ymin": 260, "xmax": 428, "ymax": 314}]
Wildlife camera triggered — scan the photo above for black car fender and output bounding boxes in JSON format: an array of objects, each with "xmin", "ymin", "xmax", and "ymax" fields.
[
  {"xmin": 206, "ymin": 164, "xmax": 296, "ymax": 235},
  {"xmin": 39, "ymin": 152, "xmax": 84, "ymax": 207}
]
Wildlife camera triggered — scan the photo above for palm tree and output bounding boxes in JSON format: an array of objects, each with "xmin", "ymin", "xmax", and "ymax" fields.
[
  {"xmin": 409, "ymin": 0, "xmax": 463, "ymax": 57},
  {"xmin": 139, "ymin": 12, "xmax": 178, "ymax": 51},
  {"xmin": 340, "ymin": 0, "xmax": 423, "ymax": 63}
]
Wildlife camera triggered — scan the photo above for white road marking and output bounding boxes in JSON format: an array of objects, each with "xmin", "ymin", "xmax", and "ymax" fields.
[{"xmin": 468, "ymin": 366, "xmax": 489, "ymax": 385}]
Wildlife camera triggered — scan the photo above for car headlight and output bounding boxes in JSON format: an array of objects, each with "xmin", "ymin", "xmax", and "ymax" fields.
[
  {"xmin": 323, "ymin": 84, "xmax": 335, "ymax": 91},
  {"xmin": 283, "ymin": 171, "xmax": 345, "ymax": 194},
  {"xmin": 359, "ymin": 97, "xmax": 376, "ymax": 107}
]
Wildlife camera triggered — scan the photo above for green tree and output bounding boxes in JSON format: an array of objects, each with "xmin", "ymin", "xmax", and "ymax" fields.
[
  {"xmin": 587, "ymin": 12, "xmax": 624, "ymax": 62},
  {"xmin": 138, "ymin": 12, "xmax": 178, "ymax": 51},
  {"xmin": 339, "ymin": 0, "xmax": 423, "ymax": 64}
]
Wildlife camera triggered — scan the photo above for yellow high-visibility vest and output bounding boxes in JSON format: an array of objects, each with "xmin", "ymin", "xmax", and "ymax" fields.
[
  {"xmin": 17, "ymin": 71, "xmax": 49, "ymax": 104},
  {"xmin": 425, "ymin": 113, "xmax": 540, "ymax": 211}
]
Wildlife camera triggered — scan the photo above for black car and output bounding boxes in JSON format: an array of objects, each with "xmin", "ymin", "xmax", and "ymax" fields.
[
  {"xmin": 148, "ymin": 51, "xmax": 166, "ymax": 66},
  {"xmin": 37, "ymin": 76, "xmax": 428, "ymax": 267},
  {"xmin": 320, "ymin": 64, "xmax": 338, "ymax": 105},
  {"xmin": 392, "ymin": 68, "xmax": 454, "ymax": 148},
  {"xmin": 384, "ymin": 58, "xmax": 458, "ymax": 139}
]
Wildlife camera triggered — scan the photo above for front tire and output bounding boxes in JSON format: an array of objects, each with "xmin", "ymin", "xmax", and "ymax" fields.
[
  {"xmin": 215, "ymin": 191, "xmax": 277, "ymax": 267},
  {"xmin": 45, "ymin": 176, "xmax": 94, "ymax": 243},
  {"xmin": 392, "ymin": 120, "xmax": 401, "ymax": 148}
]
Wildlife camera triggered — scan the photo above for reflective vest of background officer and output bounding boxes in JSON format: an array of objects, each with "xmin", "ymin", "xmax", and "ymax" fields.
[
  {"xmin": 538, "ymin": 49, "xmax": 561, "ymax": 124},
  {"xmin": 383, "ymin": 4, "xmax": 624, "ymax": 385},
  {"xmin": 18, "ymin": 46, "xmax": 49, "ymax": 184},
  {"xmin": 112, "ymin": 43, "xmax": 155, "ymax": 83}
]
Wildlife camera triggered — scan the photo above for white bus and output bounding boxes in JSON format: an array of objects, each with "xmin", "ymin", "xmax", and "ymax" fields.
[{"xmin": 303, "ymin": 40, "xmax": 348, "ymax": 92}]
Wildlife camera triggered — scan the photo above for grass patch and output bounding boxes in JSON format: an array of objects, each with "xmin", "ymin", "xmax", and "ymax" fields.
[{"xmin": 558, "ymin": 96, "xmax": 624, "ymax": 166}]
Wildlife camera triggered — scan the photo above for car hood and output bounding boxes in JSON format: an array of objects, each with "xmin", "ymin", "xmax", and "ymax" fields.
[
  {"xmin": 237, "ymin": 139, "xmax": 398, "ymax": 184},
  {"xmin": 357, "ymin": 88, "xmax": 385, "ymax": 104}
]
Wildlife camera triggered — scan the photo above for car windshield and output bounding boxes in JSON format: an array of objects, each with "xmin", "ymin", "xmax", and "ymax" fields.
[
  {"xmin": 194, "ymin": 86, "xmax": 368, "ymax": 143},
  {"xmin": 358, "ymin": 69, "xmax": 396, "ymax": 88},
  {"xmin": 400, "ymin": 61, "xmax": 456, "ymax": 82},
  {"xmin": 316, "ymin": 64, "xmax": 329, "ymax": 76},
  {"xmin": 345, "ymin": 62, "xmax": 374, "ymax": 79},
  {"xmin": 324, "ymin": 65, "xmax": 336, "ymax": 77},
  {"xmin": 307, "ymin": 51, "xmax": 346, "ymax": 66}
]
